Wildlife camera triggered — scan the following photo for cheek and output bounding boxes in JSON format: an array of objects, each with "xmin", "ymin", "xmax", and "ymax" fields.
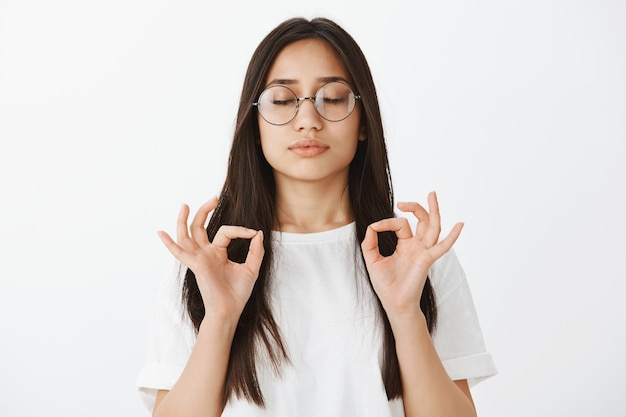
[
  {"xmin": 334, "ymin": 128, "xmax": 361, "ymax": 163},
  {"xmin": 349, "ymin": 108, "xmax": 364, "ymax": 141},
  {"xmin": 258, "ymin": 121, "xmax": 278, "ymax": 152},
  {"xmin": 257, "ymin": 126, "xmax": 281, "ymax": 162},
  {"xmin": 257, "ymin": 115, "xmax": 266, "ymax": 144},
  {"xmin": 342, "ymin": 117, "xmax": 364, "ymax": 147}
]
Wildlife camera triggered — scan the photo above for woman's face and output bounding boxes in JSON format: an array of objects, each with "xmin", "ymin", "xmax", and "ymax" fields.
[{"xmin": 258, "ymin": 39, "xmax": 365, "ymax": 187}]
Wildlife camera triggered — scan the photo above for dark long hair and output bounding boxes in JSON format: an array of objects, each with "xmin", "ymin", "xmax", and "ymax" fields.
[{"xmin": 182, "ymin": 16, "xmax": 437, "ymax": 406}]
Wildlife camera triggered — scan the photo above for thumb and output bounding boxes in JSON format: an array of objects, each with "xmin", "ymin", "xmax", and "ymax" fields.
[
  {"xmin": 361, "ymin": 225, "xmax": 382, "ymax": 266},
  {"xmin": 244, "ymin": 230, "xmax": 265, "ymax": 278}
]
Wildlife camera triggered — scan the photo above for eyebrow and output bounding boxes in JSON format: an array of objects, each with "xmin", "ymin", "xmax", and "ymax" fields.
[{"xmin": 265, "ymin": 76, "xmax": 350, "ymax": 86}]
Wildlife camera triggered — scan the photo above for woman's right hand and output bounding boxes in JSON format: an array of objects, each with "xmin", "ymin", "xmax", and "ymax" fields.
[{"xmin": 157, "ymin": 197, "xmax": 265, "ymax": 323}]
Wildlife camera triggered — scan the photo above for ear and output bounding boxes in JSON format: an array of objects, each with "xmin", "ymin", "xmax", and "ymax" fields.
[{"xmin": 358, "ymin": 124, "xmax": 367, "ymax": 141}]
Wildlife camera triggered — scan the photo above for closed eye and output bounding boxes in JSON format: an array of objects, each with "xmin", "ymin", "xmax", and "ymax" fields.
[
  {"xmin": 272, "ymin": 98, "xmax": 297, "ymax": 106},
  {"xmin": 323, "ymin": 97, "xmax": 348, "ymax": 104}
]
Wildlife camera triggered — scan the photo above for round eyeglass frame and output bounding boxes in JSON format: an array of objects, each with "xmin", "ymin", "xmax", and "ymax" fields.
[{"xmin": 252, "ymin": 81, "xmax": 362, "ymax": 126}]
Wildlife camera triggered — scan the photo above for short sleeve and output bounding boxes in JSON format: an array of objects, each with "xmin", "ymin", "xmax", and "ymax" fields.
[
  {"xmin": 136, "ymin": 263, "xmax": 197, "ymax": 411},
  {"xmin": 429, "ymin": 249, "xmax": 497, "ymax": 387}
]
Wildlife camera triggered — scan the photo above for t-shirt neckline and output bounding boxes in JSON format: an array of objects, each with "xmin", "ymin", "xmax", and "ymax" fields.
[{"xmin": 271, "ymin": 221, "xmax": 356, "ymax": 243}]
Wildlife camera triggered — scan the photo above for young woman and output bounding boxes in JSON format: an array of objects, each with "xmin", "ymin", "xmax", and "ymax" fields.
[{"xmin": 137, "ymin": 16, "xmax": 496, "ymax": 417}]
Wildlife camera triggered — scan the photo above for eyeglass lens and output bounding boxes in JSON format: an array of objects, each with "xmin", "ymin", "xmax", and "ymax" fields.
[{"xmin": 256, "ymin": 82, "xmax": 357, "ymax": 125}]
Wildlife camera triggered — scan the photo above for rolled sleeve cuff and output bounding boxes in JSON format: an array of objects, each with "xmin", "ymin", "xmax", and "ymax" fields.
[
  {"xmin": 442, "ymin": 352, "xmax": 498, "ymax": 387},
  {"xmin": 136, "ymin": 363, "xmax": 184, "ymax": 411}
]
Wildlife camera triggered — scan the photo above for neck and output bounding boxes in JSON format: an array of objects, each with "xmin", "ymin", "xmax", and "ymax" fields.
[{"xmin": 273, "ymin": 178, "xmax": 353, "ymax": 233}]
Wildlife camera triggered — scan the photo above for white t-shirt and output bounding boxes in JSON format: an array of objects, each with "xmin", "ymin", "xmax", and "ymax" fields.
[{"xmin": 136, "ymin": 222, "xmax": 497, "ymax": 416}]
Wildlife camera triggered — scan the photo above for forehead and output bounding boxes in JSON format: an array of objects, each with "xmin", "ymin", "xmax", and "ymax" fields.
[{"xmin": 265, "ymin": 39, "xmax": 350, "ymax": 86}]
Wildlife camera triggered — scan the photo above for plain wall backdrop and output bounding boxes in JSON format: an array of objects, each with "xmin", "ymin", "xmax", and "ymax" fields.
[{"xmin": 1, "ymin": 0, "xmax": 624, "ymax": 416}]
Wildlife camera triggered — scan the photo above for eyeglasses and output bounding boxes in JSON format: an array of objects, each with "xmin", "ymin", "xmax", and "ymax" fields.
[{"xmin": 252, "ymin": 81, "xmax": 361, "ymax": 126}]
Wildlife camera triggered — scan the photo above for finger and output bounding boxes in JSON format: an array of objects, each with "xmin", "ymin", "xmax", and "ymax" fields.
[
  {"xmin": 175, "ymin": 203, "xmax": 194, "ymax": 246},
  {"xmin": 361, "ymin": 224, "xmax": 383, "ymax": 265},
  {"xmin": 157, "ymin": 230, "xmax": 189, "ymax": 263},
  {"xmin": 428, "ymin": 222, "xmax": 464, "ymax": 260},
  {"xmin": 397, "ymin": 201, "xmax": 429, "ymax": 239},
  {"xmin": 369, "ymin": 217, "xmax": 413, "ymax": 239},
  {"xmin": 243, "ymin": 230, "xmax": 265, "ymax": 277},
  {"xmin": 424, "ymin": 191, "xmax": 442, "ymax": 247},
  {"xmin": 190, "ymin": 197, "xmax": 219, "ymax": 245},
  {"xmin": 212, "ymin": 225, "xmax": 259, "ymax": 249}
]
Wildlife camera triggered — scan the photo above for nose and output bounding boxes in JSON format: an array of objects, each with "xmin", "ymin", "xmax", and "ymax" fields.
[{"xmin": 294, "ymin": 96, "xmax": 322, "ymax": 131}]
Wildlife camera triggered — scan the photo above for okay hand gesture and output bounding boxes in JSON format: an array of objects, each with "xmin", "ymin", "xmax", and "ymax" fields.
[
  {"xmin": 157, "ymin": 197, "xmax": 265, "ymax": 323},
  {"xmin": 361, "ymin": 192, "xmax": 463, "ymax": 319}
]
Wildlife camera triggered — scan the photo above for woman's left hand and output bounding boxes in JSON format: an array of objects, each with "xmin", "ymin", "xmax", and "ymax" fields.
[{"xmin": 361, "ymin": 191, "xmax": 464, "ymax": 318}]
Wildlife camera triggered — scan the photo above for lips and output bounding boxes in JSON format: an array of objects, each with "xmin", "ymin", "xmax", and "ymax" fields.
[
  {"xmin": 289, "ymin": 138, "xmax": 329, "ymax": 149},
  {"xmin": 288, "ymin": 138, "xmax": 329, "ymax": 157}
]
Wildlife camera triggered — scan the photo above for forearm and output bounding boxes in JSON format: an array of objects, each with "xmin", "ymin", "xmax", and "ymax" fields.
[
  {"xmin": 389, "ymin": 313, "xmax": 476, "ymax": 417},
  {"xmin": 153, "ymin": 317, "xmax": 237, "ymax": 417}
]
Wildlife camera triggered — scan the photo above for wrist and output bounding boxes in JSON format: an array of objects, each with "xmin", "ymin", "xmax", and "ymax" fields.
[
  {"xmin": 386, "ymin": 308, "xmax": 429, "ymax": 333},
  {"xmin": 199, "ymin": 315, "xmax": 240, "ymax": 338}
]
